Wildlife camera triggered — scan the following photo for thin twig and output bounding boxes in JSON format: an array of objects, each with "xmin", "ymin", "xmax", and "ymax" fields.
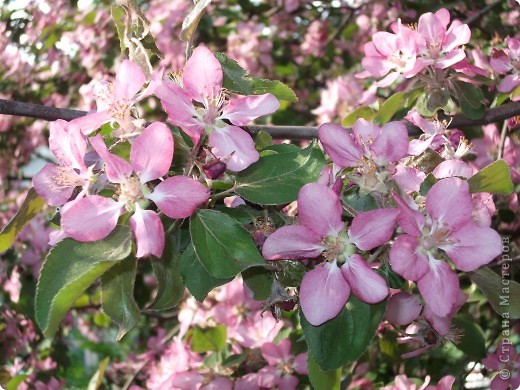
[
  {"xmin": 497, "ymin": 120, "xmax": 508, "ymax": 160},
  {"xmin": 2, "ymin": 99, "xmax": 520, "ymax": 139},
  {"xmin": 463, "ymin": 0, "xmax": 503, "ymax": 26}
]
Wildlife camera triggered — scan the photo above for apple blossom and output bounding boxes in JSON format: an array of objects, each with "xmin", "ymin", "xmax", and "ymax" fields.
[
  {"xmin": 154, "ymin": 45, "xmax": 280, "ymax": 171},
  {"xmin": 61, "ymin": 122, "xmax": 209, "ymax": 257},
  {"xmin": 389, "ymin": 177, "xmax": 501, "ymax": 317},
  {"xmin": 263, "ymin": 182, "xmax": 398, "ymax": 325}
]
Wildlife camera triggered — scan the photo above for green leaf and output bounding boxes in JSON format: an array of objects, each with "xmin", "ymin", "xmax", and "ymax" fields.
[
  {"xmin": 190, "ymin": 210, "xmax": 265, "ymax": 278},
  {"xmin": 251, "ymin": 77, "xmax": 298, "ymax": 103},
  {"xmin": 451, "ymin": 80, "xmax": 485, "ymax": 120},
  {"xmin": 470, "ymin": 267, "xmax": 520, "ymax": 319},
  {"xmin": 301, "ymin": 296, "xmax": 387, "ymax": 370},
  {"xmin": 148, "ymin": 236, "xmax": 185, "ymax": 310},
  {"xmin": 101, "ymin": 256, "xmax": 140, "ymax": 341},
  {"xmin": 419, "ymin": 173, "xmax": 438, "ymax": 196},
  {"xmin": 87, "ymin": 357, "xmax": 110, "ymax": 390},
  {"xmin": 5, "ymin": 374, "xmax": 28, "ymax": 390},
  {"xmin": 214, "ymin": 52, "xmax": 253, "ymax": 95},
  {"xmin": 374, "ymin": 92, "xmax": 406, "ymax": 125},
  {"xmin": 180, "ymin": 244, "xmax": 232, "ymax": 302},
  {"xmin": 452, "ymin": 314, "xmax": 486, "ymax": 359},
  {"xmin": 214, "ymin": 204, "xmax": 262, "ymax": 224},
  {"xmin": 0, "ymin": 188, "xmax": 46, "ymax": 252},
  {"xmin": 255, "ymin": 130, "xmax": 273, "ymax": 150},
  {"xmin": 468, "ymin": 160, "xmax": 514, "ymax": 194},
  {"xmin": 236, "ymin": 140, "xmax": 326, "ymax": 205},
  {"xmin": 242, "ymin": 267, "xmax": 274, "ymax": 300},
  {"xmin": 378, "ymin": 263, "xmax": 405, "ymax": 289},
  {"xmin": 35, "ymin": 226, "xmax": 132, "ymax": 338},
  {"xmin": 426, "ymin": 88, "xmax": 450, "ymax": 112},
  {"xmin": 308, "ymin": 353, "xmax": 341, "ymax": 390},
  {"xmin": 189, "ymin": 325, "xmax": 227, "ymax": 353},
  {"xmin": 111, "ymin": 6, "xmax": 126, "ymax": 54},
  {"xmin": 342, "ymin": 106, "xmax": 376, "ymax": 127}
]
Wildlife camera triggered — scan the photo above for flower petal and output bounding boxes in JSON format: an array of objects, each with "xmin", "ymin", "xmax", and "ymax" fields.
[
  {"xmin": 370, "ymin": 121, "xmax": 409, "ymax": 164},
  {"xmin": 130, "ymin": 205, "xmax": 165, "ymax": 258},
  {"xmin": 32, "ymin": 164, "xmax": 75, "ymax": 206},
  {"xmin": 261, "ymin": 339, "xmax": 291, "ymax": 365},
  {"xmin": 341, "ymin": 254, "xmax": 388, "ymax": 304},
  {"xmin": 209, "ymin": 125, "xmax": 259, "ymax": 172},
  {"xmin": 262, "ymin": 225, "xmax": 324, "ymax": 260},
  {"xmin": 299, "ymin": 261, "xmax": 350, "ymax": 326},
  {"xmin": 442, "ymin": 222, "xmax": 502, "ymax": 271},
  {"xmin": 348, "ymin": 208, "xmax": 399, "ymax": 250},
  {"xmin": 298, "ymin": 183, "xmax": 344, "ymax": 238},
  {"xmin": 70, "ymin": 111, "xmax": 111, "ymax": 135},
  {"xmin": 183, "ymin": 45, "xmax": 223, "ymax": 102},
  {"xmin": 389, "ymin": 234, "xmax": 429, "ymax": 280},
  {"xmin": 49, "ymin": 120, "xmax": 87, "ymax": 171},
  {"xmin": 61, "ymin": 196, "xmax": 122, "ymax": 241},
  {"xmin": 90, "ymin": 134, "xmax": 132, "ymax": 183},
  {"xmin": 385, "ymin": 292, "xmax": 422, "ymax": 325},
  {"xmin": 221, "ymin": 94, "xmax": 280, "ymax": 126},
  {"xmin": 113, "ymin": 60, "xmax": 146, "ymax": 101},
  {"xmin": 147, "ymin": 176, "xmax": 209, "ymax": 219},
  {"xmin": 417, "ymin": 260, "xmax": 459, "ymax": 317},
  {"xmin": 130, "ymin": 122, "xmax": 174, "ymax": 183},
  {"xmin": 425, "ymin": 177, "xmax": 472, "ymax": 230},
  {"xmin": 318, "ymin": 123, "xmax": 363, "ymax": 168}
]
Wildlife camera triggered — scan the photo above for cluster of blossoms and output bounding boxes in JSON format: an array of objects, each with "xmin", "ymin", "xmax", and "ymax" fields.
[{"xmin": 31, "ymin": 46, "xmax": 279, "ymax": 258}]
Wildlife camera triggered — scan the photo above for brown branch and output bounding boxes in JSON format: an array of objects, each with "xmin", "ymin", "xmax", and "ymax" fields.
[
  {"xmin": 2, "ymin": 98, "xmax": 520, "ymax": 139},
  {"xmin": 463, "ymin": 0, "xmax": 503, "ymax": 26}
]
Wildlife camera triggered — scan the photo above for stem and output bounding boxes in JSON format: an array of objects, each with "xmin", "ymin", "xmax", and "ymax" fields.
[
  {"xmin": 3, "ymin": 99, "xmax": 520, "ymax": 140},
  {"xmin": 497, "ymin": 120, "xmax": 508, "ymax": 160},
  {"xmin": 183, "ymin": 134, "xmax": 206, "ymax": 176}
]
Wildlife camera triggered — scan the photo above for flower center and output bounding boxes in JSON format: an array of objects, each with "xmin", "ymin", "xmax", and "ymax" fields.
[{"xmin": 322, "ymin": 231, "xmax": 355, "ymax": 264}]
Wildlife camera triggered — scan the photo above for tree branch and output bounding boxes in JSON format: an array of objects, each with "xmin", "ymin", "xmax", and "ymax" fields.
[{"xmin": 1, "ymin": 98, "xmax": 520, "ymax": 139}]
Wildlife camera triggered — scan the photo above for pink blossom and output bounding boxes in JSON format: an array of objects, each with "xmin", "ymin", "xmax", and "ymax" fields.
[
  {"xmin": 71, "ymin": 60, "xmax": 148, "ymax": 135},
  {"xmin": 60, "ymin": 122, "xmax": 209, "ymax": 257},
  {"xmin": 319, "ymin": 119, "xmax": 409, "ymax": 193},
  {"xmin": 482, "ymin": 339, "xmax": 520, "ymax": 390},
  {"xmin": 32, "ymin": 120, "xmax": 92, "ymax": 206},
  {"xmin": 358, "ymin": 20, "xmax": 422, "ymax": 87},
  {"xmin": 414, "ymin": 9, "xmax": 471, "ymax": 71},
  {"xmin": 263, "ymin": 182, "xmax": 397, "ymax": 325},
  {"xmin": 154, "ymin": 45, "xmax": 279, "ymax": 171},
  {"xmin": 385, "ymin": 292, "xmax": 422, "ymax": 325},
  {"xmin": 490, "ymin": 37, "xmax": 520, "ymax": 96},
  {"xmin": 389, "ymin": 178, "xmax": 501, "ymax": 317}
]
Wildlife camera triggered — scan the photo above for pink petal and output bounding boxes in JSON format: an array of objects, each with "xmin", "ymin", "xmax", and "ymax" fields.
[
  {"xmin": 418, "ymin": 12, "xmax": 446, "ymax": 48},
  {"xmin": 434, "ymin": 8, "xmax": 451, "ymax": 29},
  {"xmin": 262, "ymin": 225, "xmax": 324, "ymax": 260},
  {"xmin": 394, "ymin": 166, "xmax": 426, "ymax": 193},
  {"xmin": 371, "ymin": 32, "xmax": 398, "ymax": 57},
  {"xmin": 424, "ymin": 291, "xmax": 467, "ymax": 336},
  {"xmin": 498, "ymin": 74, "xmax": 520, "ymax": 93},
  {"xmin": 348, "ymin": 208, "xmax": 399, "ymax": 251},
  {"xmin": 130, "ymin": 206, "xmax": 165, "ymax": 258},
  {"xmin": 113, "ymin": 60, "xmax": 146, "ymax": 101},
  {"xmin": 352, "ymin": 118, "xmax": 381, "ymax": 144},
  {"xmin": 33, "ymin": 164, "xmax": 75, "ymax": 206},
  {"xmin": 61, "ymin": 196, "xmax": 122, "ymax": 241},
  {"xmin": 235, "ymin": 374, "xmax": 260, "ymax": 390},
  {"xmin": 130, "ymin": 122, "xmax": 173, "ymax": 183},
  {"xmin": 147, "ymin": 176, "xmax": 209, "ymax": 219},
  {"xmin": 432, "ymin": 160, "xmax": 474, "ymax": 179},
  {"xmin": 490, "ymin": 50, "xmax": 511, "ymax": 74},
  {"xmin": 209, "ymin": 125, "xmax": 259, "ymax": 172},
  {"xmin": 318, "ymin": 123, "xmax": 363, "ymax": 168},
  {"xmin": 299, "ymin": 261, "xmax": 350, "ymax": 326},
  {"xmin": 385, "ymin": 292, "xmax": 422, "ymax": 325},
  {"xmin": 221, "ymin": 94, "xmax": 280, "ymax": 126},
  {"xmin": 376, "ymin": 71, "xmax": 401, "ymax": 88},
  {"xmin": 71, "ymin": 111, "xmax": 111, "ymax": 135},
  {"xmin": 443, "ymin": 22, "xmax": 471, "ymax": 53},
  {"xmin": 341, "ymin": 254, "xmax": 388, "ymax": 304},
  {"xmin": 183, "ymin": 45, "xmax": 223, "ymax": 102},
  {"xmin": 408, "ymin": 136, "xmax": 437, "ymax": 156},
  {"xmin": 417, "ymin": 260, "xmax": 459, "ymax": 317},
  {"xmin": 425, "ymin": 177, "xmax": 472, "ymax": 231},
  {"xmin": 298, "ymin": 183, "xmax": 344, "ymax": 238},
  {"xmin": 89, "ymin": 134, "xmax": 132, "ymax": 183},
  {"xmin": 261, "ymin": 339, "xmax": 291, "ymax": 365},
  {"xmin": 49, "ymin": 120, "xmax": 87, "ymax": 171},
  {"xmin": 392, "ymin": 193, "xmax": 425, "ymax": 236},
  {"xmin": 370, "ymin": 121, "xmax": 409, "ymax": 164},
  {"xmin": 277, "ymin": 374, "xmax": 299, "ymax": 390},
  {"xmin": 436, "ymin": 49, "xmax": 466, "ymax": 69},
  {"xmin": 442, "ymin": 222, "xmax": 502, "ymax": 271},
  {"xmin": 389, "ymin": 234, "xmax": 429, "ymax": 281},
  {"xmin": 293, "ymin": 353, "xmax": 308, "ymax": 375}
]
